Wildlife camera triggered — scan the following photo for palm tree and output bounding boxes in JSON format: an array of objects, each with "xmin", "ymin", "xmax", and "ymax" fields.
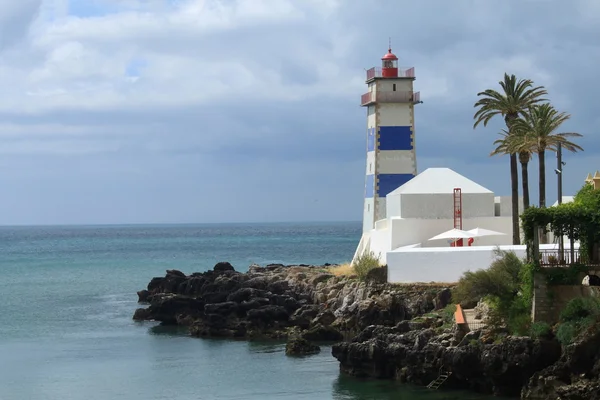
[
  {"xmin": 510, "ymin": 103, "xmax": 583, "ymax": 209},
  {"xmin": 491, "ymin": 129, "xmax": 533, "ymax": 210},
  {"xmin": 473, "ymin": 73, "xmax": 547, "ymax": 245}
]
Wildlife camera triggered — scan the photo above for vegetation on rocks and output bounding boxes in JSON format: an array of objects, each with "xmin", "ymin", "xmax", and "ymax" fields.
[
  {"xmin": 352, "ymin": 251, "xmax": 381, "ymax": 281},
  {"xmin": 556, "ymin": 297, "xmax": 600, "ymax": 346},
  {"xmin": 453, "ymin": 249, "xmax": 535, "ymax": 335}
]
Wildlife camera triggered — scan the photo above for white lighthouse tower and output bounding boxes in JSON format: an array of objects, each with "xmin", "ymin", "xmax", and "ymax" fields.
[{"xmin": 360, "ymin": 47, "xmax": 421, "ymax": 233}]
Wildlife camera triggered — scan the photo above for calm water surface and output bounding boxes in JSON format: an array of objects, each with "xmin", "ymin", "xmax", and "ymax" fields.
[{"xmin": 0, "ymin": 223, "xmax": 500, "ymax": 399}]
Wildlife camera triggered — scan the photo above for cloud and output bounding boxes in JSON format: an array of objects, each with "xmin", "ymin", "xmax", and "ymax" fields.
[{"xmin": 0, "ymin": 0, "xmax": 598, "ymax": 224}]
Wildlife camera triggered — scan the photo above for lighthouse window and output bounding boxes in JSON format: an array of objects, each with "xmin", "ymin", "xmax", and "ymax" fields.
[
  {"xmin": 367, "ymin": 204, "xmax": 370, "ymax": 212},
  {"xmin": 393, "ymin": 84, "xmax": 396, "ymax": 91}
]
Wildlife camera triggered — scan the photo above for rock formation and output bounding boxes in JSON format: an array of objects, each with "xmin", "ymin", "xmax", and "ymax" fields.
[
  {"xmin": 133, "ymin": 263, "xmax": 451, "ymax": 341},
  {"xmin": 133, "ymin": 261, "xmax": 600, "ymax": 398}
]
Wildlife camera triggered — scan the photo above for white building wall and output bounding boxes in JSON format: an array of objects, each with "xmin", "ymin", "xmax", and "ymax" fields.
[
  {"xmin": 398, "ymin": 193, "xmax": 495, "ymax": 219},
  {"xmin": 390, "ymin": 216, "xmax": 513, "ymax": 250},
  {"xmin": 369, "ymin": 227, "xmax": 391, "ymax": 264},
  {"xmin": 387, "ymin": 243, "xmax": 577, "ymax": 283},
  {"xmin": 495, "ymin": 196, "xmax": 524, "ymax": 217},
  {"xmin": 362, "ymin": 198, "xmax": 375, "ymax": 232},
  {"xmin": 386, "ymin": 193, "xmax": 402, "ymax": 220},
  {"xmin": 387, "ymin": 245, "xmax": 529, "ymax": 283}
]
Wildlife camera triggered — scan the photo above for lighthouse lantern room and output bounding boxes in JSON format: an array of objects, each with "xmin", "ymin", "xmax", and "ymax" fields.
[{"xmin": 360, "ymin": 46, "xmax": 421, "ymax": 233}]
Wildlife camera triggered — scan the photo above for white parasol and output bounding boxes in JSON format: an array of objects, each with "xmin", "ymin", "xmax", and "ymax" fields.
[
  {"xmin": 428, "ymin": 228, "xmax": 475, "ymax": 241},
  {"xmin": 466, "ymin": 228, "xmax": 507, "ymax": 237}
]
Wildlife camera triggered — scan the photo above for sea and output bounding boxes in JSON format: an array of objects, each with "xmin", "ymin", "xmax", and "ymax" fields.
[{"xmin": 0, "ymin": 222, "xmax": 501, "ymax": 400}]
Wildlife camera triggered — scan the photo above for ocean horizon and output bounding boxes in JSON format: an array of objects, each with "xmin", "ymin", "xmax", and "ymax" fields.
[{"xmin": 0, "ymin": 222, "xmax": 499, "ymax": 399}]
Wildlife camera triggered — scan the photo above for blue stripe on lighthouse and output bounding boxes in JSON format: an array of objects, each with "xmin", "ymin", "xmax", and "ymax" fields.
[
  {"xmin": 367, "ymin": 128, "xmax": 375, "ymax": 151},
  {"xmin": 376, "ymin": 174, "xmax": 414, "ymax": 197},
  {"xmin": 365, "ymin": 174, "xmax": 375, "ymax": 198},
  {"xmin": 378, "ymin": 126, "xmax": 413, "ymax": 151}
]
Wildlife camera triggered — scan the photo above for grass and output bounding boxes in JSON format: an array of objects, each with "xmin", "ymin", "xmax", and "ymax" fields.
[{"xmin": 328, "ymin": 262, "xmax": 355, "ymax": 277}]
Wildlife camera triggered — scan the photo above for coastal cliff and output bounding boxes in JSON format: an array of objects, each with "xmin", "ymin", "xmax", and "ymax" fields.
[
  {"xmin": 133, "ymin": 262, "xmax": 451, "ymax": 340},
  {"xmin": 133, "ymin": 263, "xmax": 600, "ymax": 398}
]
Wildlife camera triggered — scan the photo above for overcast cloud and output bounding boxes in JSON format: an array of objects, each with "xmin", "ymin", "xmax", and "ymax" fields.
[{"xmin": 0, "ymin": 0, "xmax": 598, "ymax": 225}]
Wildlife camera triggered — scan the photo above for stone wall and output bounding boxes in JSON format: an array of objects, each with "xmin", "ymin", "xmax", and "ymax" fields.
[{"xmin": 532, "ymin": 271, "xmax": 600, "ymax": 324}]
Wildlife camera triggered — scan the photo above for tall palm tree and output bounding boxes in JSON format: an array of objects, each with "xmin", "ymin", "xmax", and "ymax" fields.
[
  {"xmin": 491, "ymin": 129, "xmax": 532, "ymax": 210},
  {"xmin": 473, "ymin": 73, "xmax": 547, "ymax": 245},
  {"xmin": 510, "ymin": 103, "xmax": 584, "ymax": 209}
]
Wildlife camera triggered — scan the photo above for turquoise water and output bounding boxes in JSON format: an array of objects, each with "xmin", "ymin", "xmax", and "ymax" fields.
[{"xmin": 0, "ymin": 223, "xmax": 497, "ymax": 399}]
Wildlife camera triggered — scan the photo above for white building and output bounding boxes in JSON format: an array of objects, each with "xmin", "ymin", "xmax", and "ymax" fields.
[
  {"xmin": 354, "ymin": 167, "xmax": 517, "ymax": 264},
  {"xmin": 353, "ymin": 48, "xmax": 527, "ymax": 283}
]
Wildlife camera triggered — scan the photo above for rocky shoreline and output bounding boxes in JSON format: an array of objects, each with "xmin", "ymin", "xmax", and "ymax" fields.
[{"xmin": 133, "ymin": 263, "xmax": 600, "ymax": 399}]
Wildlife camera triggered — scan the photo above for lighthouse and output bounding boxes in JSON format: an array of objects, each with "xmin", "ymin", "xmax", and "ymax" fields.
[{"xmin": 360, "ymin": 47, "xmax": 421, "ymax": 232}]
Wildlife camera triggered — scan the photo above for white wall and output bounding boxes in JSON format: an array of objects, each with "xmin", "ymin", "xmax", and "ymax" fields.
[
  {"xmin": 389, "ymin": 216, "xmax": 513, "ymax": 250},
  {"xmin": 495, "ymin": 196, "xmax": 524, "ymax": 217},
  {"xmin": 362, "ymin": 198, "xmax": 374, "ymax": 232},
  {"xmin": 397, "ymin": 192, "xmax": 495, "ymax": 219},
  {"xmin": 369, "ymin": 227, "xmax": 391, "ymax": 264},
  {"xmin": 386, "ymin": 193, "xmax": 402, "ymax": 220},
  {"xmin": 387, "ymin": 245, "xmax": 528, "ymax": 283}
]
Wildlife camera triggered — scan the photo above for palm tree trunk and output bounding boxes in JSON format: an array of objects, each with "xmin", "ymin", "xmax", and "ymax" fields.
[
  {"xmin": 539, "ymin": 150, "xmax": 546, "ymax": 208},
  {"xmin": 510, "ymin": 153, "xmax": 521, "ymax": 245},
  {"xmin": 519, "ymin": 153, "xmax": 530, "ymax": 209},
  {"xmin": 538, "ymin": 149, "xmax": 547, "ymax": 244}
]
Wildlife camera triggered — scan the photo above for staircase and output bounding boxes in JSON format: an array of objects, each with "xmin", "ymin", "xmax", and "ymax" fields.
[{"xmin": 427, "ymin": 370, "xmax": 452, "ymax": 390}]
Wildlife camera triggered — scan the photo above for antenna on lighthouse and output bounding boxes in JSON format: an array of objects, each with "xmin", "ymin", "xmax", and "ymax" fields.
[{"xmin": 388, "ymin": 37, "xmax": 392, "ymax": 51}]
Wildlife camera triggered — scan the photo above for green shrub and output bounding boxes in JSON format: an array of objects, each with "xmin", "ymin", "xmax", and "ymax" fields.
[
  {"xmin": 555, "ymin": 297, "xmax": 600, "ymax": 345},
  {"xmin": 453, "ymin": 250, "xmax": 536, "ymax": 335},
  {"xmin": 530, "ymin": 322, "xmax": 553, "ymax": 339},
  {"xmin": 560, "ymin": 297, "xmax": 600, "ymax": 322},
  {"xmin": 453, "ymin": 249, "xmax": 524, "ymax": 308},
  {"xmin": 352, "ymin": 251, "xmax": 380, "ymax": 281}
]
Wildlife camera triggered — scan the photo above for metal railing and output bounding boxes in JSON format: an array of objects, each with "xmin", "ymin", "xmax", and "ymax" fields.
[
  {"xmin": 360, "ymin": 91, "xmax": 421, "ymax": 106},
  {"xmin": 539, "ymin": 248, "xmax": 581, "ymax": 267},
  {"xmin": 366, "ymin": 67, "xmax": 415, "ymax": 80}
]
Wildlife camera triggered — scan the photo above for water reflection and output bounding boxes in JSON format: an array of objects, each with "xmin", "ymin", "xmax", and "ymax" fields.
[{"xmin": 332, "ymin": 375, "xmax": 510, "ymax": 400}]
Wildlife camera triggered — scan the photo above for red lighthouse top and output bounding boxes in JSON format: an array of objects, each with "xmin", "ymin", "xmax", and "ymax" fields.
[{"xmin": 381, "ymin": 48, "xmax": 398, "ymax": 77}]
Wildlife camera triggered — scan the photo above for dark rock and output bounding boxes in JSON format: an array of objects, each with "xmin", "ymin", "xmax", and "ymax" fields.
[
  {"xmin": 290, "ymin": 305, "xmax": 320, "ymax": 329},
  {"xmin": 137, "ymin": 290, "xmax": 151, "ymax": 302},
  {"xmin": 434, "ymin": 288, "xmax": 452, "ymax": 310},
  {"xmin": 202, "ymin": 291, "xmax": 230, "ymax": 304},
  {"xmin": 522, "ymin": 326, "xmax": 600, "ymax": 399},
  {"xmin": 267, "ymin": 280, "xmax": 290, "ymax": 295},
  {"xmin": 133, "ymin": 307, "xmax": 151, "ymax": 320},
  {"xmin": 247, "ymin": 305, "xmax": 289, "ymax": 324},
  {"xmin": 166, "ymin": 269, "xmax": 186, "ymax": 278},
  {"xmin": 227, "ymin": 287, "xmax": 266, "ymax": 303},
  {"xmin": 365, "ymin": 266, "xmax": 387, "ymax": 284},
  {"xmin": 178, "ymin": 277, "xmax": 206, "ymax": 296},
  {"xmin": 302, "ymin": 323, "xmax": 343, "ymax": 342},
  {"xmin": 242, "ymin": 277, "xmax": 270, "ymax": 290},
  {"xmin": 214, "ymin": 262, "xmax": 235, "ymax": 273},
  {"xmin": 313, "ymin": 311, "xmax": 336, "ymax": 327},
  {"xmin": 204, "ymin": 301, "xmax": 238, "ymax": 316},
  {"xmin": 239, "ymin": 297, "xmax": 271, "ymax": 311},
  {"xmin": 285, "ymin": 337, "xmax": 320, "ymax": 356},
  {"xmin": 309, "ymin": 273, "xmax": 334, "ymax": 285}
]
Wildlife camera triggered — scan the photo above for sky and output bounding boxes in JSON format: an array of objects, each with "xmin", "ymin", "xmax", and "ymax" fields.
[{"xmin": 0, "ymin": 0, "xmax": 599, "ymax": 225}]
